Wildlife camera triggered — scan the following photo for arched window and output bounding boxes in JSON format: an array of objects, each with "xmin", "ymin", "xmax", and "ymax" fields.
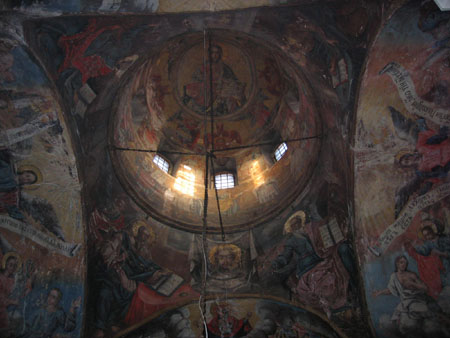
[
  {"xmin": 214, "ymin": 172, "xmax": 235, "ymax": 190},
  {"xmin": 153, "ymin": 154, "xmax": 170, "ymax": 173},
  {"xmin": 274, "ymin": 142, "xmax": 288, "ymax": 161}
]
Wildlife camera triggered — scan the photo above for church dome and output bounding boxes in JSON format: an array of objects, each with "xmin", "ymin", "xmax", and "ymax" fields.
[{"xmin": 110, "ymin": 30, "xmax": 322, "ymax": 233}]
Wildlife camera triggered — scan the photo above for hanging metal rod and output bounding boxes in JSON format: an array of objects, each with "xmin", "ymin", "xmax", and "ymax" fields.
[
  {"xmin": 211, "ymin": 134, "xmax": 323, "ymax": 153},
  {"xmin": 110, "ymin": 145, "xmax": 201, "ymax": 156},
  {"xmin": 111, "ymin": 134, "xmax": 322, "ymax": 156},
  {"xmin": 206, "ymin": 32, "xmax": 226, "ymax": 242}
]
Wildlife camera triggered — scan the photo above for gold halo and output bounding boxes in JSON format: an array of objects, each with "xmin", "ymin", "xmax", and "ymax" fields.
[
  {"xmin": 284, "ymin": 210, "xmax": 306, "ymax": 234},
  {"xmin": 132, "ymin": 220, "xmax": 156, "ymax": 242},
  {"xmin": 2, "ymin": 252, "xmax": 21, "ymax": 272},
  {"xmin": 208, "ymin": 243, "xmax": 241, "ymax": 268},
  {"xmin": 418, "ymin": 220, "xmax": 439, "ymax": 239},
  {"xmin": 395, "ymin": 148, "xmax": 414, "ymax": 165},
  {"xmin": 17, "ymin": 164, "xmax": 43, "ymax": 190}
]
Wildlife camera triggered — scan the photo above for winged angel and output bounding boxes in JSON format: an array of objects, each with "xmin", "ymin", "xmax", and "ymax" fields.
[{"xmin": 389, "ymin": 106, "xmax": 449, "ymax": 218}]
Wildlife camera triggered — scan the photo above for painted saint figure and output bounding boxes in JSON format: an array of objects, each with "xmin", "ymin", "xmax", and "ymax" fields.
[
  {"xmin": 20, "ymin": 288, "xmax": 80, "ymax": 338},
  {"xmin": 405, "ymin": 221, "xmax": 450, "ymax": 292},
  {"xmin": 207, "ymin": 302, "xmax": 252, "ymax": 338},
  {"xmin": 189, "ymin": 232, "xmax": 258, "ymax": 293},
  {"xmin": 0, "ymin": 149, "xmax": 66, "ymax": 241},
  {"xmin": 130, "ymin": 221, "xmax": 155, "ymax": 262},
  {"xmin": 271, "ymin": 211, "xmax": 353, "ymax": 317},
  {"xmin": 0, "ymin": 150, "xmax": 38, "ymax": 220},
  {"xmin": 93, "ymin": 231, "xmax": 196, "ymax": 337},
  {"xmin": 0, "ymin": 252, "xmax": 21, "ymax": 330},
  {"xmin": 0, "ymin": 252, "xmax": 34, "ymax": 336},
  {"xmin": 183, "ymin": 44, "xmax": 246, "ymax": 116},
  {"xmin": 207, "ymin": 244, "xmax": 249, "ymax": 292},
  {"xmin": 389, "ymin": 106, "xmax": 450, "ymax": 218},
  {"xmin": 372, "ymin": 255, "xmax": 449, "ymax": 337}
]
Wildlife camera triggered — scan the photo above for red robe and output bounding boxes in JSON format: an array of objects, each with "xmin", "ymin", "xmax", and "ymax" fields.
[
  {"xmin": 407, "ymin": 245, "xmax": 444, "ymax": 299},
  {"xmin": 0, "ymin": 273, "xmax": 15, "ymax": 328},
  {"xmin": 123, "ymin": 283, "xmax": 198, "ymax": 325},
  {"xmin": 416, "ymin": 129, "xmax": 450, "ymax": 183},
  {"xmin": 207, "ymin": 314, "xmax": 252, "ymax": 338}
]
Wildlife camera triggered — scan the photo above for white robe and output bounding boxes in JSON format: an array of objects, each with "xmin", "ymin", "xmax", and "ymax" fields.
[{"xmin": 387, "ymin": 272, "xmax": 441, "ymax": 335}]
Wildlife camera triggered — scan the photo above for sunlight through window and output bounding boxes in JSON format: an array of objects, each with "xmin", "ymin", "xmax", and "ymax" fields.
[
  {"xmin": 174, "ymin": 165, "xmax": 195, "ymax": 196},
  {"xmin": 215, "ymin": 173, "xmax": 235, "ymax": 190},
  {"xmin": 274, "ymin": 142, "xmax": 288, "ymax": 161},
  {"xmin": 153, "ymin": 154, "xmax": 169, "ymax": 173}
]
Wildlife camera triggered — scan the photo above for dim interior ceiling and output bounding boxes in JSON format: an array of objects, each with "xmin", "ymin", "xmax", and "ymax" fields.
[{"xmin": 110, "ymin": 29, "xmax": 322, "ymax": 233}]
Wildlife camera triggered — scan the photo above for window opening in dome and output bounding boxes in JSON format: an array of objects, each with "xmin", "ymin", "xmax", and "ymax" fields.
[
  {"xmin": 174, "ymin": 165, "xmax": 195, "ymax": 196},
  {"xmin": 215, "ymin": 173, "xmax": 235, "ymax": 190},
  {"xmin": 274, "ymin": 142, "xmax": 288, "ymax": 161},
  {"xmin": 153, "ymin": 154, "xmax": 170, "ymax": 173}
]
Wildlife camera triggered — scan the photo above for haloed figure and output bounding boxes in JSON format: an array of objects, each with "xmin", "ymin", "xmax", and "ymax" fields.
[
  {"xmin": 210, "ymin": 244, "xmax": 241, "ymax": 275},
  {"xmin": 202, "ymin": 243, "xmax": 250, "ymax": 292},
  {"xmin": 409, "ymin": 222, "xmax": 450, "ymax": 287},
  {"xmin": 207, "ymin": 302, "xmax": 252, "ymax": 338},
  {"xmin": 0, "ymin": 150, "xmax": 66, "ymax": 241},
  {"xmin": 132, "ymin": 222, "xmax": 155, "ymax": 262},
  {"xmin": 0, "ymin": 149, "xmax": 39, "ymax": 220},
  {"xmin": 271, "ymin": 211, "xmax": 352, "ymax": 317},
  {"xmin": 183, "ymin": 44, "xmax": 246, "ymax": 116},
  {"xmin": 215, "ymin": 245, "xmax": 240, "ymax": 273}
]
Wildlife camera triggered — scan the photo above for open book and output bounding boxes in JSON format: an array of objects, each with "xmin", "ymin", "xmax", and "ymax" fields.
[
  {"xmin": 319, "ymin": 218, "xmax": 344, "ymax": 249},
  {"xmin": 150, "ymin": 273, "xmax": 184, "ymax": 297}
]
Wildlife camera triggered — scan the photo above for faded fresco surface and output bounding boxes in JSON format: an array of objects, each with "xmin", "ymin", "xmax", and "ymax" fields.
[
  {"xmin": 123, "ymin": 297, "xmax": 343, "ymax": 338},
  {"xmin": 17, "ymin": 2, "xmax": 380, "ymax": 337},
  {"xmin": 2, "ymin": 0, "xmax": 434, "ymax": 337},
  {"xmin": 1, "ymin": 0, "xmax": 314, "ymax": 14},
  {"xmin": 355, "ymin": 1, "xmax": 450, "ymax": 337},
  {"xmin": 0, "ymin": 34, "xmax": 85, "ymax": 337}
]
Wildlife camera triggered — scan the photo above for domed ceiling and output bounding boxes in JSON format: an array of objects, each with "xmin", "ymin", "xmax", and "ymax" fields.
[
  {"xmin": 1, "ymin": 1, "xmax": 402, "ymax": 337},
  {"xmin": 111, "ymin": 30, "xmax": 322, "ymax": 232}
]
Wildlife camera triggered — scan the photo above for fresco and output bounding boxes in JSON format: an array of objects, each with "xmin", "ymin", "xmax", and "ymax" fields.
[
  {"xmin": 354, "ymin": 1, "xmax": 450, "ymax": 337},
  {"xmin": 189, "ymin": 231, "xmax": 259, "ymax": 293},
  {"xmin": 109, "ymin": 30, "xmax": 322, "ymax": 232},
  {"xmin": 177, "ymin": 41, "xmax": 251, "ymax": 117},
  {"xmin": 121, "ymin": 297, "xmax": 344, "ymax": 338},
  {"xmin": 16, "ymin": 1, "xmax": 381, "ymax": 337},
  {"xmin": 1, "ymin": 0, "xmax": 307, "ymax": 14},
  {"xmin": 0, "ymin": 36, "xmax": 84, "ymax": 337}
]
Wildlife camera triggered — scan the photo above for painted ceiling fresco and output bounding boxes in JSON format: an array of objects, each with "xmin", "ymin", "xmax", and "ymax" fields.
[
  {"xmin": 0, "ymin": 36, "xmax": 84, "ymax": 337},
  {"xmin": 0, "ymin": 0, "xmax": 449, "ymax": 338},
  {"xmin": 110, "ymin": 30, "xmax": 321, "ymax": 232},
  {"xmin": 16, "ymin": 4, "xmax": 373, "ymax": 334},
  {"xmin": 354, "ymin": 1, "xmax": 450, "ymax": 337}
]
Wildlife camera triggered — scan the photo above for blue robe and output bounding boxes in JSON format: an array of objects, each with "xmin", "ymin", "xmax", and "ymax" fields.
[
  {"xmin": 22, "ymin": 306, "xmax": 76, "ymax": 338},
  {"xmin": 0, "ymin": 153, "xmax": 24, "ymax": 220},
  {"xmin": 272, "ymin": 232, "xmax": 323, "ymax": 279}
]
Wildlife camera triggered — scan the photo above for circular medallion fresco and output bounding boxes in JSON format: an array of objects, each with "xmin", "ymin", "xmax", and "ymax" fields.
[
  {"xmin": 174, "ymin": 38, "xmax": 255, "ymax": 118},
  {"xmin": 110, "ymin": 30, "xmax": 322, "ymax": 233}
]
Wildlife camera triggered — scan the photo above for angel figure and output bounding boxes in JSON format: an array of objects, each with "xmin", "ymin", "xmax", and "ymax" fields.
[{"xmin": 389, "ymin": 106, "xmax": 449, "ymax": 218}]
